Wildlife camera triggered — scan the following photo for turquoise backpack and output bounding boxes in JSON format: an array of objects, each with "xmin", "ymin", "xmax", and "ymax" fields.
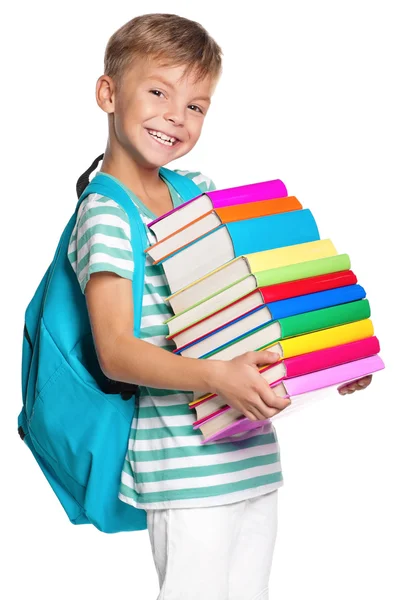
[{"xmin": 18, "ymin": 155, "xmax": 202, "ymax": 533}]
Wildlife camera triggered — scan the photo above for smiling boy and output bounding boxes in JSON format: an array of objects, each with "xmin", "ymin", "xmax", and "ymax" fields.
[{"xmin": 67, "ymin": 13, "xmax": 371, "ymax": 600}]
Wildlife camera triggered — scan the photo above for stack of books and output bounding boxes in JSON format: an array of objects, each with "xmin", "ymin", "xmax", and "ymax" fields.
[{"xmin": 145, "ymin": 179, "xmax": 384, "ymax": 444}]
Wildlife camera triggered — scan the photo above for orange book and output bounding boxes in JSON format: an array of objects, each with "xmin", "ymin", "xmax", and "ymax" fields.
[{"xmin": 146, "ymin": 196, "xmax": 302, "ymax": 264}]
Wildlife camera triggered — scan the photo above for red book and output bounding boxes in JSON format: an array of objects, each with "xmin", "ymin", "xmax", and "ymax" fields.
[{"xmin": 170, "ymin": 270, "xmax": 357, "ymax": 351}]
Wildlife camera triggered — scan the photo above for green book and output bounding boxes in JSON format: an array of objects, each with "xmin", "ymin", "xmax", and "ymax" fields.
[
  {"xmin": 255, "ymin": 253, "xmax": 351, "ymax": 288},
  {"xmin": 197, "ymin": 299, "xmax": 370, "ymax": 361}
]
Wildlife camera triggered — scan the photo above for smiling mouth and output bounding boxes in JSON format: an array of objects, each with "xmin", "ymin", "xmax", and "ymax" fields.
[{"xmin": 146, "ymin": 129, "xmax": 181, "ymax": 147}]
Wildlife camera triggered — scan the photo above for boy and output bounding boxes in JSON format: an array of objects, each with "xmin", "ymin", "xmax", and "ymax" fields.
[{"xmin": 67, "ymin": 13, "xmax": 372, "ymax": 600}]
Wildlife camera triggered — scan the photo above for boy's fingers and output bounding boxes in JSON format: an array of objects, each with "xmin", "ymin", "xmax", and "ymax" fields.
[
  {"xmin": 246, "ymin": 405, "xmax": 268, "ymax": 421},
  {"xmin": 339, "ymin": 387, "xmax": 356, "ymax": 395},
  {"xmin": 258, "ymin": 385, "xmax": 291, "ymax": 410},
  {"xmin": 340, "ymin": 375, "xmax": 373, "ymax": 395},
  {"xmin": 252, "ymin": 350, "xmax": 280, "ymax": 367},
  {"xmin": 358, "ymin": 375, "xmax": 372, "ymax": 387}
]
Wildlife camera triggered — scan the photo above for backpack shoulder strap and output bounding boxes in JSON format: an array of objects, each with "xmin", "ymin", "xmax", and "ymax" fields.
[
  {"xmin": 159, "ymin": 167, "xmax": 202, "ymax": 201},
  {"xmin": 78, "ymin": 173, "xmax": 147, "ymax": 337},
  {"xmin": 75, "ymin": 158, "xmax": 203, "ymax": 334}
]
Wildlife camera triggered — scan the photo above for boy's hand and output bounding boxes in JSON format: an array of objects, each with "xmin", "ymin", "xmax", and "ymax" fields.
[
  {"xmin": 338, "ymin": 375, "xmax": 373, "ymax": 395},
  {"xmin": 206, "ymin": 351, "xmax": 291, "ymax": 421}
]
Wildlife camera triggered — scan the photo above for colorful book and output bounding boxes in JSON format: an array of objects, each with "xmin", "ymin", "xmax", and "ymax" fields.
[
  {"xmin": 195, "ymin": 299, "xmax": 371, "ymax": 361},
  {"xmin": 147, "ymin": 178, "xmax": 288, "ymax": 241},
  {"xmin": 177, "ymin": 290, "xmax": 367, "ymax": 359},
  {"xmin": 190, "ymin": 336, "xmax": 380, "ymax": 414},
  {"xmin": 167, "ymin": 270, "xmax": 358, "ymax": 345},
  {"xmin": 145, "ymin": 196, "xmax": 302, "ymax": 263},
  {"xmin": 197, "ymin": 354, "xmax": 385, "ymax": 444},
  {"xmin": 160, "ymin": 209, "xmax": 320, "ymax": 294},
  {"xmin": 166, "ymin": 240, "xmax": 340, "ymax": 316},
  {"xmin": 192, "ymin": 318, "xmax": 375, "ymax": 403}
]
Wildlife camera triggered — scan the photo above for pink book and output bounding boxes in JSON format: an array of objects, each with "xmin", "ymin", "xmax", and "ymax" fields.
[
  {"xmin": 199, "ymin": 354, "xmax": 384, "ymax": 444},
  {"xmin": 147, "ymin": 179, "xmax": 287, "ymax": 242},
  {"xmin": 193, "ymin": 336, "xmax": 380, "ymax": 406},
  {"xmin": 276, "ymin": 354, "xmax": 384, "ymax": 397},
  {"xmin": 266, "ymin": 335, "xmax": 381, "ymax": 380}
]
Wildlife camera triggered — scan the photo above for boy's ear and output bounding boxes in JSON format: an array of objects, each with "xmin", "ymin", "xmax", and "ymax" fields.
[{"xmin": 96, "ymin": 75, "xmax": 115, "ymax": 114}]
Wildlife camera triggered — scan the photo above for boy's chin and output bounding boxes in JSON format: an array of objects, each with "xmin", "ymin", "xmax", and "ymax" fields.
[{"xmin": 143, "ymin": 146, "xmax": 189, "ymax": 167}]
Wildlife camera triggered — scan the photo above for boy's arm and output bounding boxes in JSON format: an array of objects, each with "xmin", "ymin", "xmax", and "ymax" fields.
[
  {"xmin": 85, "ymin": 271, "xmax": 216, "ymax": 392},
  {"xmin": 84, "ymin": 271, "xmax": 291, "ymax": 419}
]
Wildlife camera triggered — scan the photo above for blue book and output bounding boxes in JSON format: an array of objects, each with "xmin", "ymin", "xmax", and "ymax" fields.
[
  {"xmin": 175, "ymin": 284, "xmax": 366, "ymax": 359},
  {"xmin": 160, "ymin": 208, "xmax": 320, "ymax": 295}
]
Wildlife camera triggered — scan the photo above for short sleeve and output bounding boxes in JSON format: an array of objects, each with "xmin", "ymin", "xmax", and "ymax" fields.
[
  {"xmin": 67, "ymin": 194, "xmax": 134, "ymax": 294},
  {"xmin": 174, "ymin": 170, "xmax": 217, "ymax": 194}
]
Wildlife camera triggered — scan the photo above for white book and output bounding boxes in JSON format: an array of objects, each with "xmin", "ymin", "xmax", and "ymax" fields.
[
  {"xmin": 146, "ymin": 211, "xmax": 223, "ymax": 263},
  {"xmin": 149, "ymin": 194, "xmax": 217, "ymax": 242},
  {"xmin": 170, "ymin": 289, "xmax": 265, "ymax": 349},
  {"xmin": 166, "ymin": 275, "xmax": 257, "ymax": 337},
  {"xmin": 167, "ymin": 256, "xmax": 253, "ymax": 315},
  {"xmin": 180, "ymin": 317, "xmax": 281, "ymax": 359},
  {"xmin": 162, "ymin": 227, "xmax": 235, "ymax": 294}
]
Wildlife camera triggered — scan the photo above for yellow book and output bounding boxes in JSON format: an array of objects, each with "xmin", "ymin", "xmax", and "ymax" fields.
[
  {"xmin": 189, "ymin": 319, "xmax": 374, "ymax": 406},
  {"xmin": 167, "ymin": 238, "xmax": 337, "ymax": 315},
  {"xmin": 246, "ymin": 238, "xmax": 337, "ymax": 273},
  {"xmin": 264, "ymin": 318, "xmax": 374, "ymax": 357}
]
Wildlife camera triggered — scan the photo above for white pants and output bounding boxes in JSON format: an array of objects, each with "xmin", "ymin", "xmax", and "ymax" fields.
[{"xmin": 146, "ymin": 490, "xmax": 278, "ymax": 600}]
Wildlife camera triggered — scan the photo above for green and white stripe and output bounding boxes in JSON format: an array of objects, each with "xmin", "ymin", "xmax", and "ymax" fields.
[{"xmin": 67, "ymin": 169, "xmax": 284, "ymax": 510}]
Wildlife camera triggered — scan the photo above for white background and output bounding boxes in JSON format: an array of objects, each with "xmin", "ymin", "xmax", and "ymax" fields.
[{"xmin": 2, "ymin": 1, "xmax": 397, "ymax": 598}]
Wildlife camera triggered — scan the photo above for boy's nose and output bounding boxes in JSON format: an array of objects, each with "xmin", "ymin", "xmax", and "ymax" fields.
[{"xmin": 163, "ymin": 110, "xmax": 185, "ymax": 127}]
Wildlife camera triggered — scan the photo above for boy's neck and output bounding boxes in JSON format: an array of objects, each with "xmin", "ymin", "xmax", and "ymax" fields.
[
  {"xmin": 100, "ymin": 148, "xmax": 165, "ymax": 197},
  {"xmin": 99, "ymin": 146, "xmax": 175, "ymax": 217}
]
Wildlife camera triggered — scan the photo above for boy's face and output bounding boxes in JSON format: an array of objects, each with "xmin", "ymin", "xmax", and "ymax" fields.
[{"xmin": 104, "ymin": 57, "xmax": 217, "ymax": 168}]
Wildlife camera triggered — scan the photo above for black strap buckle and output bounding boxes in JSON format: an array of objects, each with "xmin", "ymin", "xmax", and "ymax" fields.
[{"xmin": 100, "ymin": 377, "xmax": 140, "ymax": 401}]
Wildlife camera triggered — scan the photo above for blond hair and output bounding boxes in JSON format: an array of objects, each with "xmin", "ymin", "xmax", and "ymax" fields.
[{"xmin": 104, "ymin": 13, "xmax": 223, "ymax": 90}]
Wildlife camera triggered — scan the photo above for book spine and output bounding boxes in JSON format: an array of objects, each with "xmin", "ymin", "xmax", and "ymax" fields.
[
  {"xmin": 215, "ymin": 196, "xmax": 302, "ymax": 222},
  {"xmin": 255, "ymin": 254, "xmax": 351, "ymax": 288},
  {"xmin": 268, "ymin": 284, "xmax": 366, "ymax": 322},
  {"xmin": 283, "ymin": 336, "xmax": 380, "ymax": 377},
  {"xmin": 279, "ymin": 299, "xmax": 371, "ymax": 339},
  {"xmin": 228, "ymin": 209, "xmax": 320, "ymax": 258},
  {"xmin": 259, "ymin": 270, "xmax": 357, "ymax": 304},
  {"xmin": 282, "ymin": 355, "xmax": 384, "ymax": 396},
  {"xmin": 210, "ymin": 180, "xmax": 288, "ymax": 208}
]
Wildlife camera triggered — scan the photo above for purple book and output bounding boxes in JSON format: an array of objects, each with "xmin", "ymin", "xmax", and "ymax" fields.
[{"xmin": 148, "ymin": 179, "xmax": 288, "ymax": 242}]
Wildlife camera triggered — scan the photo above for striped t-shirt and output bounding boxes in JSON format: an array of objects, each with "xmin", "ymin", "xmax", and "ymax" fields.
[{"xmin": 67, "ymin": 169, "xmax": 284, "ymax": 510}]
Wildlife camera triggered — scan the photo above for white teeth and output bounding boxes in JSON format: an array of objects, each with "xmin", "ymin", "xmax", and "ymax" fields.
[
  {"xmin": 148, "ymin": 129, "xmax": 177, "ymax": 143},
  {"xmin": 148, "ymin": 130, "xmax": 178, "ymax": 146}
]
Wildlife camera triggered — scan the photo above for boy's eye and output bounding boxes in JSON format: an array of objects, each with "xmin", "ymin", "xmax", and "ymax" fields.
[
  {"xmin": 149, "ymin": 90, "xmax": 203, "ymax": 114},
  {"xmin": 188, "ymin": 105, "xmax": 204, "ymax": 114}
]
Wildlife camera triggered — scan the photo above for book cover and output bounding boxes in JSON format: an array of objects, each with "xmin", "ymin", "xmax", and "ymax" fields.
[
  {"xmin": 254, "ymin": 254, "xmax": 351, "ymax": 289},
  {"xmin": 268, "ymin": 335, "xmax": 381, "ymax": 379},
  {"xmin": 259, "ymin": 270, "xmax": 357, "ymax": 303},
  {"xmin": 278, "ymin": 354, "xmax": 385, "ymax": 396}
]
